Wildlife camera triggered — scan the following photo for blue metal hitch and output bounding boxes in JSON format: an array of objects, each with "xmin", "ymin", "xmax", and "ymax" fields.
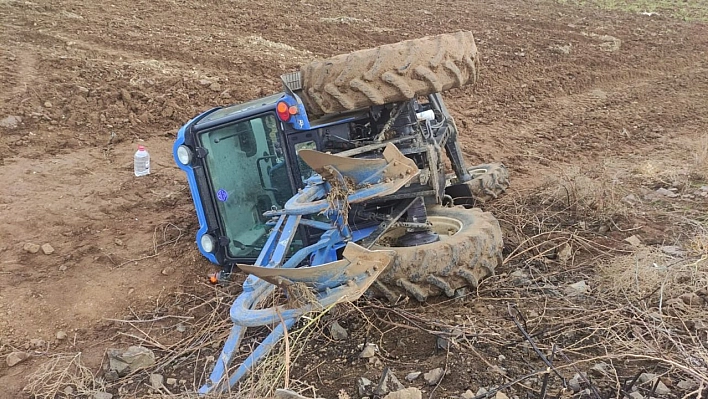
[{"xmin": 198, "ymin": 144, "xmax": 419, "ymax": 394}]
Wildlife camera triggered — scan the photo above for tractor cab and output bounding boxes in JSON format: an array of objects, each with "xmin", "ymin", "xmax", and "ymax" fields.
[{"xmin": 173, "ymin": 91, "xmax": 363, "ymax": 267}]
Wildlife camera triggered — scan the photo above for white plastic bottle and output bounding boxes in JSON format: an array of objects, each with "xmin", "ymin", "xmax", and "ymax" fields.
[{"xmin": 134, "ymin": 145, "xmax": 151, "ymax": 176}]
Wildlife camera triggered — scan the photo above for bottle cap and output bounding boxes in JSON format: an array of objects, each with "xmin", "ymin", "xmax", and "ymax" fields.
[{"xmin": 138, "ymin": 145, "xmax": 145, "ymax": 151}]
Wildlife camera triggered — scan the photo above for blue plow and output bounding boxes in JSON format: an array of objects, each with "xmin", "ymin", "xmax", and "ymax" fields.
[{"xmin": 199, "ymin": 143, "xmax": 419, "ymax": 394}]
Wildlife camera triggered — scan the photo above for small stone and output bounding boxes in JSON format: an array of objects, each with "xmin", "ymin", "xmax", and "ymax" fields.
[
  {"xmin": 509, "ymin": 270, "xmax": 531, "ymax": 287},
  {"xmin": 114, "ymin": 238, "xmax": 124, "ymax": 246},
  {"xmin": 108, "ymin": 346, "xmax": 155, "ymax": 376},
  {"xmin": 275, "ymin": 389, "xmax": 313, "ymax": 399},
  {"xmin": 41, "ymin": 243, "xmax": 55, "ymax": 255},
  {"xmin": 56, "ymin": 331, "xmax": 67, "ymax": 340},
  {"xmin": 624, "ymin": 235, "xmax": 642, "ymax": 247},
  {"xmin": 461, "ymin": 390, "xmax": 475, "ymax": 399},
  {"xmin": 654, "ymin": 381, "xmax": 670, "ymax": 395},
  {"xmin": 63, "ymin": 386, "xmax": 74, "ymax": 395},
  {"xmin": 44, "ymin": 101, "xmax": 53, "ymax": 108},
  {"xmin": 405, "ymin": 372, "xmax": 421, "ymax": 382},
  {"xmin": 209, "ymin": 82, "xmax": 222, "ymax": 92},
  {"xmin": 359, "ymin": 343, "xmax": 378, "ymax": 358},
  {"xmin": 175, "ymin": 323, "xmax": 186, "ymax": 333},
  {"xmin": 59, "ymin": 265, "xmax": 67, "ymax": 271},
  {"xmin": 0, "ymin": 115, "xmax": 22, "ymax": 129},
  {"xmin": 93, "ymin": 393, "xmax": 113, "ymax": 399},
  {"xmin": 330, "ymin": 321, "xmax": 348, "ymax": 340},
  {"xmin": 423, "ymin": 367, "xmax": 444, "ymax": 385},
  {"xmin": 495, "ymin": 392, "xmax": 509, "ymax": 399},
  {"xmin": 179, "ymin": 379, "xmax": 186, "ymax": 384},
  {"xmin": 30, "ymin": 338, "xmax": 46, "ymax": 349},
  {"xmin": 656, "ymin": 188, "xmax": 679, "ymax": 198},
  {"xmin": 357, "ymin": 377, "xmax": 373, "ymax": 396},
  {"xmin": 497, "ymin": 355, "xmax": 506, "ymax": 362},
  {"xmin": 104, "ymin": 369, "xmax": 119, "ymax": 382},
  {"xmin": 374, "ymin": 368, "xmax": 404, "ymax": 396},
  {"xmin": 564, "ymin": 280, "xmax": 589, "ymax": 297},
  {"xmin": 590, "ymin": 362, "xmax": 609, "ymax": 376},
  {"xmin": 149, "ymin": 373, "xmax": 164, "ymax": 389},
  {"xmin": 638, "ymin": 373, "xmax": 657, "ymax": 384},
  {"xmin": 677, "ymin": 379, "xmax": 697, "ymax": 390},
  {"xmin": 23, "ymin": 243, "xmax": 40, "ymax": 253},
  {"xmin": 161, "ymin": 266, "xmax": 175, "ymax": 276},
  {"xmin": 660, "ymin": 246, "xmax": 686, "ymax": 257},
  {"xmin": 382, "ymin": 388, "xmax": 422, "ymax": 399},
  {"xmin": 6, "ymin": 351, "xmax": 30, "ymax": 367},
  {"xmin": 568, "ymin": 373, "xmax": 582, "ymax": 392},
  {"xmin": 476, "ymin": 388, "xmax": 488, "ymax": 397},
  {"xmin": 166, "ymin": 377, "xmax": 177, "ymax": 386},
  {"xmin": 628, "ymin": 392, "xmax": 643, "ymax": 399}
]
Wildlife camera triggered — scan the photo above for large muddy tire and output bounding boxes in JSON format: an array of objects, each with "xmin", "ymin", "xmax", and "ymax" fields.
[
  {"xmin": 300, "ymin": 31, "xmax": 480, "ymax": 115},
  {"xmin": 371, "ymin": 206, "xmax": 503, "ymax": 302}
]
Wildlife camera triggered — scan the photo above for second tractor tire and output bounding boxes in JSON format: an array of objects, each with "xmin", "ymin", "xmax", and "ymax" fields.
[{"xmin": 300, "ymin": 31, "xmax": 480, "ymax": 115}]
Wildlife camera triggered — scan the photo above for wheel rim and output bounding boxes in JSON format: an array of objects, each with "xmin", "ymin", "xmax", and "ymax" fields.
[{"xmin": 377, "ymin": 216, "xmax": 462, "ymax": 246}]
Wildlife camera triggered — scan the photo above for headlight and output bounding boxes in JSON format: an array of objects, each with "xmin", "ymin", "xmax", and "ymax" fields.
[
  {"xmin": 200, "ymin": 234, "xmax": 217, "ymax": 253},
  {"xmin": 177, "ymin": 145, "xmax": 193, "ymax": 165}
]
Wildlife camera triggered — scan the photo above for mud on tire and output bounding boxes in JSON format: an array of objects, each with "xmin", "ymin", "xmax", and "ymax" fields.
[
  {"xmin": 300, "ymin": 31, "xmax": 480, "ymax": 115},
  {"xmin": 446, "ymin": 163, "xmax": 510, "ymax": 205},
  {"xmin": 371, "ymin": 206, "xmax": 503, "ymax": 302}
]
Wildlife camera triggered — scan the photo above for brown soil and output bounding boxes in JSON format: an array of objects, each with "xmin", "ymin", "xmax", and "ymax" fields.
[{"xmin": 1, "ymin": 0, "xmax": 707, "ymax": 398}]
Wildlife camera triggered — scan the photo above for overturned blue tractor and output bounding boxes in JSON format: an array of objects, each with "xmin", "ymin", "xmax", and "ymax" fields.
[{"xmin": 174, "ymin": 31, "xmax": 509, "ymax": 394}]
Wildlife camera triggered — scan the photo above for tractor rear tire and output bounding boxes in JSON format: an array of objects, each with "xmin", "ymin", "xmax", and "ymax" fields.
[
  {"xmin": 446, "ymin": 163, "xmax": 510, "ymax": 204},
  {"xmin": 372, "ymin": 206, "xmax": 503, "ymax": 302},
  {"xmin": 300, "ymin": 31, "xmax": 480, "ymax": 116}
]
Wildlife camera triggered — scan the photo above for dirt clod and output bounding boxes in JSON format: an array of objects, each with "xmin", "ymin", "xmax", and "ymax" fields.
[
  {"xmin": 41, "ymin": 243, "xmax": 55, "ymax": 255},
  {"xmin": 107, "ymin": 346, "xmax": 155, "ymax": 376},
  {"xmin": 423, "ymin": 367, "xmax": 444, "ymax": 385},
  {"xmin": 382, "ymin": 388, "xmax": 422, "ymax": 399},
  {"xmin": 149, "ymin": 373, "xmax": 164, "ymax": 389},
  {"xmin": 0, "ymin": 115, "xmax": 22, "ymax": 129},
  {"xmin": 56, "ymin": 330, "xmax": 67, "ymax": 340},
  {"xmin": 23, "ymin": 243, "xmax": 40, "ymax": 253},
  {"xmin": 405, "ymin": 372, "xmax": 421, "ymax": 382},
  {"xmin": 6, "ymin": 352, "xmax": 30, "ymax": 367}
]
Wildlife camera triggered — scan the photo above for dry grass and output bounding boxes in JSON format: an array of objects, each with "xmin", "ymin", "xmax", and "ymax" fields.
[{"xmin": 25, "ymin": 353, "xmax": 102, "ymax": 398}]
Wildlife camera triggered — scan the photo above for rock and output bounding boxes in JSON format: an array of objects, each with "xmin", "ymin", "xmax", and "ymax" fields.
[
  {"xmin": 23, "ymin": 243, "xmax": 40, "ymax": 253},
  {"xmin": 359, "ymin": 343, "xmax": 378, "ymax": 358},
  {"xmin": 209, "ymin": 82, "xmax": 222, "ymax": 92},
  {"xmin": 509, "ymin": 270, "xmax": 531, "ymax": 287},
  {"xmin": 64, "ymin": 386, "xmax": 74, "ymax": 395},
  {"xmin": 564, "ymin": 280, "xmax": 589, "ymax": 297},
  {"xmin": 44, "ymin": 101, "xmax": 53, "ymax": 108},
  {"xmin": 437, "ymin": 327, "xmax": 463, "ymax": 350},
  {"xmin": 568, "ymin": 373, "xmax": 583, "ymax": 392},
  {"xmin": 655, "ymin": 188, "xmax": 679, "ymax": 198},
  {"xmin": 677, "ymin": 379, "xmax": 697, "ymax": 390},
  {"xmin": 461, "ymin": 390, "xmax": 475, "ymax": 399},
  {"xmin": 660, "ymin": 246, "xmax": 686, "ymax": 257},
  {"xmin": 405, "ymin": 371, "xmax": 421, "ymax": 382},
  {"xmin": 107, "ymin": 346, "xmax": 155, "ymax": 376},
  {"xmin": 495, "ymin": 392, "xmax": 509, "ymax": 399},
  {"xmin": 590, "ymin": 362, "xmax": 609, "ymax": 376},
  {"xmin": 330, "ymin": 321, "xmax": 348, "ymax": 340},
  {"xmin": 94, "ymin": 393, "xmax": 113, "ymax": 399},
  {"xmin": 476, "ymin": 388, "xmax": 488, "ymax": 397},
  {"xmin": 624, "ymin": 235, "xmax": 642, "ymax": 247},
  {"xmin": 0, "ymin": 115, "xmax": 22, "ymax": 129},
  {"xmin": 382, "ymin": 388, "xmax": 422, "ymax": 399},
  {"xmin": 149, "ymin": 373, "xmax": 164, "ymax": 389},
  {"xmin": 6, "ymin": 351, "xmax": 30, "ymax": 367},
  {"xmin": 161, "ymin": 266, "xmax": 175, "ymax": 276},
  {"xmin": 423, "ymin": 367, "xmax": 444, "ymax": 385},
  {"xmin": 374, "ymin": 368, "xmax": 405, "ymax": 396},
  {"xmin": 275, "ymin": 389, "xmax": 321, "ymax": 399},
  {"xmin": 104, "ymin": 369, "xmax": 119, "ymax": 382},
  {"xmin": 654, "ymin": 381, "xmax": 671, "ymax": 395},
  {"xmin": 638, "ymin": 373, "xmax": 657, "ymax": 384},
  {"xmin": 41, "ymin": 243, "xmax": 55, "ymax": 255},
  {"xmin": 357, "ymin": 377, "xmax": 373, "ymax": 396},
  {"xmin": 628, "ymin": 392, "xmax": 643, "ymax": 399},
  {"xmin": 166, "ymin": 377, "xmax": 177, "ymax": 385}
]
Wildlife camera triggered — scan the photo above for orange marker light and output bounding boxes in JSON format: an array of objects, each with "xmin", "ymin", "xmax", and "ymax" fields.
[
  {"xmin": 276, "ymin": 101, "xmax": 290, "ymax": 121},
  {"xmin": 208, "ymin": 274, "xmax": 219, "ymax": 284},
  {"xmin": 288, "ymin": 105, "xmax": 298, "ymax": 115}
]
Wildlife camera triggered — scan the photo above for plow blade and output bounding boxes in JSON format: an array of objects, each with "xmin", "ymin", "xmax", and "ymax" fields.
[{"xmin": 237, "ymin": 242, "xmax": 395, "ymax": 303}]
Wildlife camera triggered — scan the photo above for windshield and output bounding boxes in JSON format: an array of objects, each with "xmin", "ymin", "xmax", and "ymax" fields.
[{"xmin": 199, "ymin": 113, "xmax": 301, "ymax": 258}]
